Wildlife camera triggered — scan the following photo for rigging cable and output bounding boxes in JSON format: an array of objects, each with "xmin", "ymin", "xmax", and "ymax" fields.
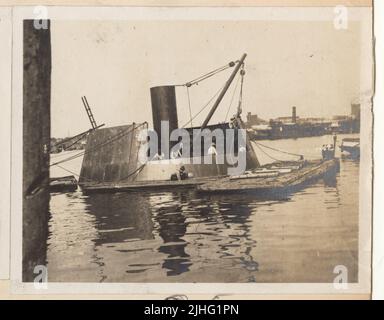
[
  {"xmin": 54, "ymin": 131, "xmax": 89, "ymax": 155},
  {"xmin": 178, "ymin": 61, "xmax": 236, "ymax": 88},
  {"xmin": 117, "ymin": 163, "xmax": 147, "ymax": 182},
  {"xmin": 186, "ymin": 86, "xmax": 193, "ymax": 128},
  {"xmin": 253, "ymin": 142, "xmax": 286, "ymax": 162},
  {"xmin": 177, "ymin": 60, "xmax": 238, "ymax": 128},
  {"xmin": 237, "ymin": 68, "xmax": 245, "ymax": 117},
  {"xmin": 180, "ymin": 83, "xmax": 226, "ymax": 128},
  {"xmin": 224, "ymin": 73, "xmax": 241, "ymax": 122},
  {"xmin": 54, "ymin": 164, "xmax": 92, "ymax": 182},
  {"xmin": 254, "ymin": 141, "xmax": 304, "ymax": 159}
]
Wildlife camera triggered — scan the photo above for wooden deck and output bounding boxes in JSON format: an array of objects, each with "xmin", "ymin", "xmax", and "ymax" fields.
[
  {"xmin": 80, "ymin": 158, "xmax": 340, "ymax": 194},
  {"xmin": 196, "ymin": 158, "xmax": 340, "ymax": 194}
]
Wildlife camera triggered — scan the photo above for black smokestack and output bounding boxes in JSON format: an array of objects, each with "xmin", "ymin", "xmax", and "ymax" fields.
[{"xmin": 150, "ymin": 86, "xmax": 179, "ymax": 152}]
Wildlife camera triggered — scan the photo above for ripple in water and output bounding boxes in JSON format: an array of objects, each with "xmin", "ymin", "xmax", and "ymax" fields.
[{"xmin": 47, "ymin": 135, "xmax": 359, "ymax": 283}]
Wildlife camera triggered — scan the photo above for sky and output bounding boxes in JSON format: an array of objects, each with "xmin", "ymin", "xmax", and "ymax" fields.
[{"xmin": 51, "ymin": 19, "xmax": 366, "ymax": 137}]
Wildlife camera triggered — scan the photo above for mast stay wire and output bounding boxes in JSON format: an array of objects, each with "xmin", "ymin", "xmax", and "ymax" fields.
[
  {"xmin": 253, "ymin": 142, "xmax": 287, "ymax": 162},
  {"xmin": 53, "ymin": 164, "xmax": 93, "ymax": 182},
  {"xmin": 254, "ymin": 141, "xmax": 304, "ymax": 159},
  {"xmin": 224, "ymin": 73, "xmax": 241, "ymax": 123},
  {"xmin": 178, "ymin": 60, "xmax": 236, "ymax": 127},
  {"xmin": 51, "ymin": 132, "xmax": 89, "ymax": 158},
  {"xmin": 176, "ymin": 61, "xmax": 236, "ymax": 88},
  {"xmin": 237, "ymin": 67, "xmax": 245, "ymax": 117},
  {"xmin": 186, "ymin": 86, "xmax": 193, "ymax": 128},
  {"xmin": 180, "ymin": 83, "xmax": 226, "ymax": 129}
]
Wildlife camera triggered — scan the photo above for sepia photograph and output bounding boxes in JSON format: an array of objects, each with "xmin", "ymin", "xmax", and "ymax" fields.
[{"xmin": 4, "ymin": 2, "xmax": 375, "ymax": 297}]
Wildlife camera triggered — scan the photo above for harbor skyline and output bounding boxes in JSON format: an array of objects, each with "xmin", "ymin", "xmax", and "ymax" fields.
[{"xmin": 51, "ymin": 19, "xmax": 363, "ymax": 137}]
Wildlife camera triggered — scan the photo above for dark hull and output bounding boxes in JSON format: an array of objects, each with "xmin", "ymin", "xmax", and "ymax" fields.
[{"xmin": 50, "ymin": 175, "xmax": 78, "ymax": 193}]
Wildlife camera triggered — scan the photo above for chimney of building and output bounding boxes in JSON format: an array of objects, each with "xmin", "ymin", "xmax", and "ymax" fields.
[{"xmin": 292, "ymin": 106, "xmax": 297, "ymax": 123}]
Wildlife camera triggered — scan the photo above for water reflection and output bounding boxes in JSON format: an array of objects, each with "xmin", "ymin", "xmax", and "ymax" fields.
[
  {"xmin": 151, "ymin": 193, "xmax": 191, "ymax": 276},
  {"xmin": 47, "ymin": 192, "xmax": 100, "ymax": 282},
  {"xmin": 85, "ymin": 192, "xmax": 154, "ymax": 245}
]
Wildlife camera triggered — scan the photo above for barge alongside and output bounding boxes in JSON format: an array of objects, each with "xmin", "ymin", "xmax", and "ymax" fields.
[
  {"xmin": 81, "ymin": 158, "xmax": 339, "ymax": 195},
  {"xmin": 196, "ymin": 158, "xmax": 339, "ymax": 194},
  {"xmin": 340, "ymin": 137, "xmax": 360, "ymax": 159}
]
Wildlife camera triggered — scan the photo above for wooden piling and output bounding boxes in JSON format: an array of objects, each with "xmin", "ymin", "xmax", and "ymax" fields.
[{"xmin": 22, "ymin": 20, "xmax": 51, "ymax": 281}]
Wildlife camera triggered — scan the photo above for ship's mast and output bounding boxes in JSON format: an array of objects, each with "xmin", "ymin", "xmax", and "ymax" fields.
[
  {"xmin": 81, "ymin": 96, "xmax": 98, "ymax": 129},
  {"xmin": 201, "ymin": 53, "xmax": 247, "ymax": 129}
]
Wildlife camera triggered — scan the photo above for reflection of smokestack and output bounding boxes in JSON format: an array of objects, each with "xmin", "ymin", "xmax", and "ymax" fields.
[
  {"xmin": 150, "ymin": 86, "xmax": 179, "ymax": 151},
  {"xmin": 292, "ymin": 106, "xmax": 297, "ymax": 123}
]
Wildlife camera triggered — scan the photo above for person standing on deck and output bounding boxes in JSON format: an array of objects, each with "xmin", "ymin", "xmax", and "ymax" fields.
[
  {"xmin": 207, "ymin": 142, "xmax": 217, "ymax": 156},
  {"xmin": 207, "ymin": 142, "xmax": 218, "ymax": 165}
]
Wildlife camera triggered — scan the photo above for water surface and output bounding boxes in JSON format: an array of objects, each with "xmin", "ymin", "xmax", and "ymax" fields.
[{"xmin": 47, "ymin": 134, "xmax": 359, "ymax": 282}]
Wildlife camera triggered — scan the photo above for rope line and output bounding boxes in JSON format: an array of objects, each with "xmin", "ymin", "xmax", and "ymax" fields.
[
  {"xmin": 50, "ymin": 150, "xmax": 86, "ymax": 165},
  {"xmin": 254, "ymin": 141, "xmax": 303, "ymax": 158},
  {"xmin": 178, "ymin": 62, "xmax": 235, "ymax": 88},
  {"xmin": 186, "ymin": 65, "xmax": 229, "ymax": 86},
  {"xmin": 117, "ymin": 163, "xmax": 147, "ymax": 182},
  {"xmin": 254, "ymin": 143, "xmax": 285, "ymax": 162},
  {"xmin": 53, "ymin": 164, "xmax": 92, "ymax": 182},
  {"xmin": 50, "ymin": 127, "xmax": 96, "ymax": 150},
  {"xmin": 237, "ymin": 68, "xmax": 245, "ymax": 116},
  {"xmin": 186, "ymin": 86, "xmax": 193, "ymax": 128},
  {"xmin": 58, "ymin": 132, "xmax": 88, "ymax": 153},
  {"xmin": 224, "ymin": 73, "xmax": 241, "ymax": 122},
  {"xmin": 178, "ymin": 60, "xmax": 239, "ymax": 128},
  {"xmin": 181, "ymin": 83, "xmax": 226, "ymax": 128},
  {"xmin": 55, "ymin": 161, "xmax": 146, "ymax": 184}
]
